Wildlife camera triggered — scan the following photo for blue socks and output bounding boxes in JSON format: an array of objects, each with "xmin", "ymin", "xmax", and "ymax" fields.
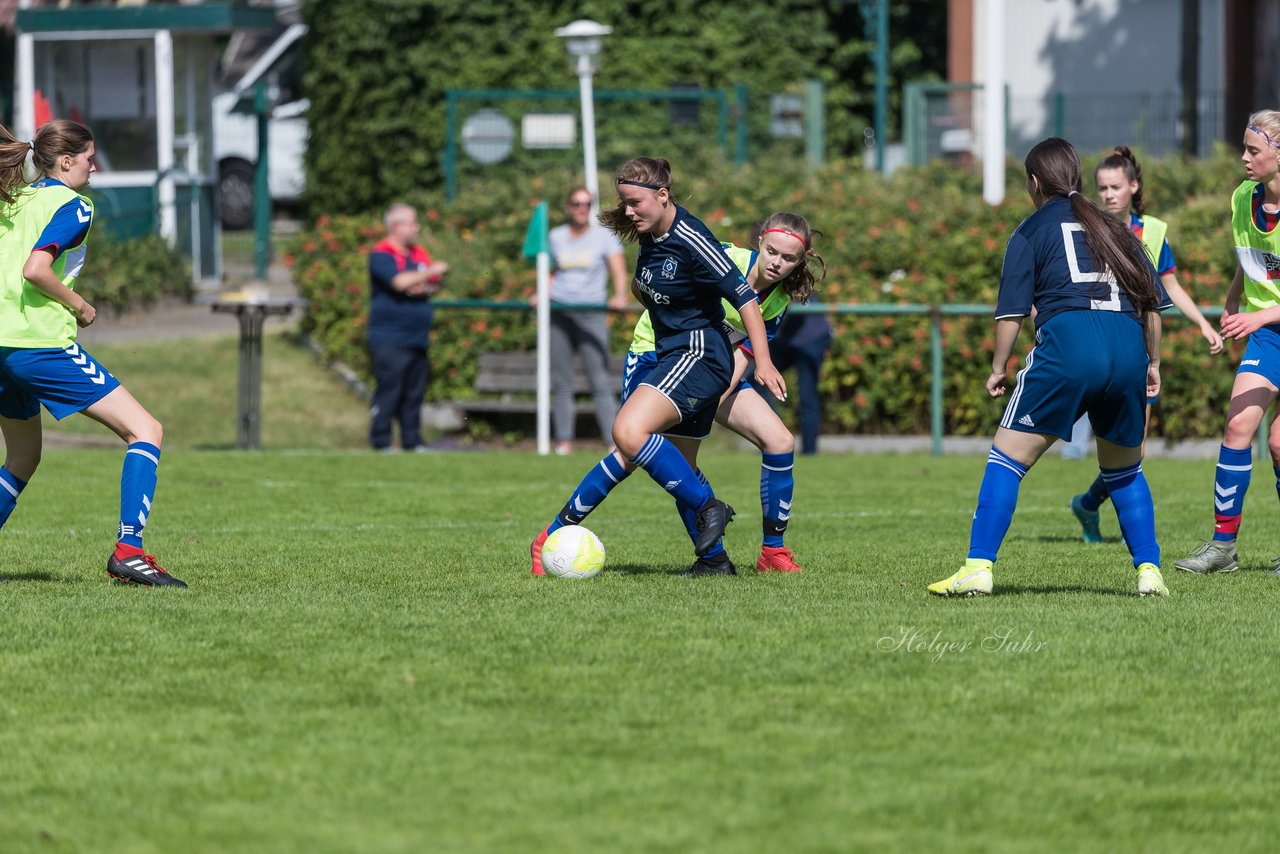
[
  {"xmin": 0, "ymin": 466, "xmax": 28, "ymax": 531},
  {"xmin": 1079, "ymin": 473, "xmax": 1110, "ymax": 512},
  {"xmin": 1102, "ymin": 462, "xmax": 1159, "ymax": 566},
  {"xmin": 630, "ymin": 434, "xmax": 711, "ymax": 511},
  {"xmin": 118, "ymin": 442, "xmax": 160, "ymax": 548},
  {"xmin": 967, "ymin": 447, "xmax": 1029, "ymax": 562},
  {"xmin": 549, "ymin": 452, "xmax": 631, "ymax": 535},
  {"xmin": 760, "ymin": 451, "xmax": 794, "ymax": 548},
  {"xmin": 1212, "ymin": 444, "xmax": 1252, "ymax": 542}
]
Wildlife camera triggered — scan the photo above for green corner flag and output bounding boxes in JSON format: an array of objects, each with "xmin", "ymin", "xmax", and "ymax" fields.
[{"xmin": 521, "ymin": 201, "xmax": 549, "ymax": 260}]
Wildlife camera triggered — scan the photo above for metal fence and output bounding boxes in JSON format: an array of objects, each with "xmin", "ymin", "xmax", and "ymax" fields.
[
  {"xmin": 904, "ymin": 82, "xmax": 1230, "ymax": 167},
  {"xmin": 443, "ymin": 87, "xmax": 751, "ymax": 203}
]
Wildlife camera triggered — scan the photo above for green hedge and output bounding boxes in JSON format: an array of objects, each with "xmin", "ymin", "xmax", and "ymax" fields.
[
  {"xmin": 289, "ymin": 149, "xmax": 1248, "ymax": 440},
  {"xmin": 78, "ymin": 232, "xmax": 193, "ymax": 313}
]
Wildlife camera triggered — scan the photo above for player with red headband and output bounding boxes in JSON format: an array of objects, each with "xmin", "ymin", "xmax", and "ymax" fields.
[{"xmin": 622, "ymin": 211, "xmax": 826, "ymax": 573}]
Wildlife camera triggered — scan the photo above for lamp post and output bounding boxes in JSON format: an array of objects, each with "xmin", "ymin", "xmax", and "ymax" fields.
[{"xmin": 555, "ymin": 19, "xmax": 611, "ymax": 214}]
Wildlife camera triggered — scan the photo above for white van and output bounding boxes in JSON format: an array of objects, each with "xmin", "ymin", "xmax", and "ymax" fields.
[{"xmin": 213, "ymin": 23, "xmax": 308, "ymax": 229}]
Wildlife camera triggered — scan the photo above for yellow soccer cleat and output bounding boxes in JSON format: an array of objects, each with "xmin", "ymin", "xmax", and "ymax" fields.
[
  {"xmin": 1136, "ymin": 562, "xmax": 1169, "ymax": 597},
  {"xmin": 928, "ymin": 559, "xmax": 994, "ymax": 597}
]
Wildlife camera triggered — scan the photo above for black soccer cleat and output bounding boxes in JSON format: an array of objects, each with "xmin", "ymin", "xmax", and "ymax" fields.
[
  {"xmin": 107, "ymin": 552, "xmax": 188, "ymax": 588},
  {"xmin": 679, "ymin": 552, "xmax": 738, "ymax": 577},
  {"xmin": 693, "ymin": 498, "xmax": 735, "ymax": 556}
]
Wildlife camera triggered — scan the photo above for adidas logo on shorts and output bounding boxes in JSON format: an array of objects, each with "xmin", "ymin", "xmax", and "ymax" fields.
[{"xmin": 1017, "ymin": 414, "xmax": 1035, "ymax": 427}]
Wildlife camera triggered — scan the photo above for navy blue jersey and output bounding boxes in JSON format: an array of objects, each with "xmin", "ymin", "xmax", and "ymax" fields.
[
  {"xmin": 996, "ymin": 197, "xmax": 1170, "ymax": 329},
  {"xmin": 633, "ymin": 206, "xmax": 755, "ymax": 350}
]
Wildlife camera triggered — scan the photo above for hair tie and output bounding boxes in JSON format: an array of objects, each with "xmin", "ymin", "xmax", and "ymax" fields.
[
  {"xmin": 21, "ymin": 145, "xmax": 38, "ymax": 183},
  {"xmin": 1067, "ymin": 190, "xmax": 1080, "ymax": 198},
  {"xmin": 617, "ymin": 179, "xmax": 665, "ymax": 191},
  {"xmin": 760, "ymin": 227, "xmax": 808, "ymax": 249},
  {"xmin": 1248, "ymin": 125, "xmax": 1280, "ymax": 152}
]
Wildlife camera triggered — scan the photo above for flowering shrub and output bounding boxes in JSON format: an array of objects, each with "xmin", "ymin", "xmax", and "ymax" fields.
[{"xmin": 290, "ymin": 148, "xmax": 1247, "ymax": 439}]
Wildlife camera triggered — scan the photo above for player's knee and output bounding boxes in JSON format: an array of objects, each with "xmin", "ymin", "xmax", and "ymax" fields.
[
  {"xmin": 612, "ymin": 423, "xmax": 645, "ymax": 459},
  {"xmin": 131, "ymin": 415, "xmax": 163, "ymax": 448},
  {"xmin": 760, "ymin": 427, "xmax": 794, "ymax": 456},
  {"xmin": 1223, "ymin": 414, "xmax": 1257, "ymax": 447}
]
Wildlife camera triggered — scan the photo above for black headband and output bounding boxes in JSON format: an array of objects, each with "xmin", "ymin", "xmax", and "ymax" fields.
[{"xmin": 617, "ymin": 179, "xmax": 666, "ymax": 191}]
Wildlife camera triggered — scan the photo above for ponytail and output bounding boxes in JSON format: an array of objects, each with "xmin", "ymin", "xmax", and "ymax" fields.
[{"xmin": 1027, "ymin": 137, "xmax": 1160, "ymax": 311}]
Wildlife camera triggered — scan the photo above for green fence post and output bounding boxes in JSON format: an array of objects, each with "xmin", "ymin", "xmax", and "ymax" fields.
[
  {"xmin": 717, "ymin": 89, "xmax": 729, "ymax": 159},
  {"xmin": 805, "ymin": 79, "xmax": 824, "ymax": 172},
  {"xmin": 930, "ymin": 307, "xmax": 944, "ymax": 457},
  {"xmin": 1053, "ymin": 91, "xmax": 1065, "ymax": 137},
  {"xmin": 735, "ymin": 83, "xmax": 748, "ymax": 166},
  {"xmin": 253, "ymin": 80, "xmax": 270, "ymax": 280},
  {"xmin": 444, "ymin": 91, "xmax": 458, "ymax": 204}
]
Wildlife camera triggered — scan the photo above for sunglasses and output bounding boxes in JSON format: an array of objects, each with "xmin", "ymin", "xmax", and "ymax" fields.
[{"xmin": 568, "ymin": 200, "xmax": 592, "ymax": 208}]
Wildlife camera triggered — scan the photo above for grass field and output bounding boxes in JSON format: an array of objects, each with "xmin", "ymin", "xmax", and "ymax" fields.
[{"xmin": 2, "ymin": 448, "xmax": 1279, "ymax": 852}]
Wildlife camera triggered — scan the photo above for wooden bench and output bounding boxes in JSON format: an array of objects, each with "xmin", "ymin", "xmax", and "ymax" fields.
[{"xmin": 454, "ymin": 350, "xmax": 628, "ymax": 417}]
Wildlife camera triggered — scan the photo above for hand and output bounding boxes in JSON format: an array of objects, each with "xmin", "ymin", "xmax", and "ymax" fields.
[
  {"xmin": 1147, "ymin": 363, "xmax": 1161, "ymax": 400},
  {"xmin": 1199, "ymin": 321, "xmax": 1225, "ymax": 354},
  {"xmin": 74, "ymin": 300, "xmax": 96, "ymax": 328},
  {"xmin": 527, "ymin": 292, "xmax": 539, "ymax": 308},
  {"xmin": 985, "ymin": 369, "xmax": 1008, "ymax": 398},
  {"xmin": 607, "ymin": 294, "xmax": 630, "ymax": 311},
  {"xmin": 1220, "ymin": 310, "xmax": 1265, "ymax": 340},
  {"xmin": 753, "ymin": 360, "xmax": 787, "ymax": 402}
]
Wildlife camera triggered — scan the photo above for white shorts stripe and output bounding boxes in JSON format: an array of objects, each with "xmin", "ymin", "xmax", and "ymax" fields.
[
  {"xmin": 1000, "ymin": 345, "xmax": 1037, "ymax": 429},
  {"xmin": 656, "ymin": 330, "xmax": 704, "ymax": 397}
]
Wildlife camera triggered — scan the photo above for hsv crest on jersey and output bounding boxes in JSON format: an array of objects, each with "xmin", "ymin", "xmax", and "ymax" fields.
[{"xmin": 661, "ymin": 257, "xmax": 679, "ymax": 279}]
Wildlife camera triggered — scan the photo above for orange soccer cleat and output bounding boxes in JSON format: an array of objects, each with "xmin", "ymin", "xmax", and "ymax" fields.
[
  {"xmin": 756, "ymin": 545, "xmax": 803, "ymax": 573},
  {"xmin": 530, "ymin": 527, "xmax": 549, "ymax": 576}
]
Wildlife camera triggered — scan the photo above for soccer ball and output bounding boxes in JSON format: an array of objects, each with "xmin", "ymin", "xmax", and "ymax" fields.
[{"xmin": 540, "ymin": 525, "xmax": 605, "ymax": 579}]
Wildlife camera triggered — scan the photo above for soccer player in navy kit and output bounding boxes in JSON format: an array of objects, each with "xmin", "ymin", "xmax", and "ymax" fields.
[
  {"xmin": 530, "ymin": 157, "xmax": 786, "ymax": 576},
  {"xmin": 929, "ymin": 138, "xmax": 1171, "ymax": 597}
]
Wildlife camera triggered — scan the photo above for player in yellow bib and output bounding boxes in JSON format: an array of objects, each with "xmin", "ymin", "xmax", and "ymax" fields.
[
  {"xmin": 1174, "ymin": 110, "xmax": 1280, "ymax": 575},
  {"xmin": 1068, "ymin": 145, "xmax": 1224, "ymax": 543},
  {"xmin": 0, "ymin": 120, "xmax": 183, "ymax": 586},
  {"xmin": 623, "ymin": 212, "xmax": 824, "ymax": 572}
]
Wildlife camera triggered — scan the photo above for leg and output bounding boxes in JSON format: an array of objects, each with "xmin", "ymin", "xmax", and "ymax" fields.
[
  {"xmin": 0, "ymin": 415, "xmax": 42, "ymax": 533},
  {"xmin": 398, "ymin": 347, "xmax": 429, "ymax": 449},
  {"xmin": 82, "ymin": 387, "xmax": 185, "ymax": 587},
  {"xmin": 794, "ymin": 347, "xmax": 823, "ymax": 455},
  {"xmin": 368, "ymin": 344, "xmax": 408, "ymax": 450},
  {"xmin": 576, "ymin": 313, "xmax": 618, "ymax": 447},
  {"xmin": 549, "ymin": 313, "xmax": 577, "ymax": 452},
  {"xmin": 718, "ymin": 387, "xmax": 802, "ymax": 571}
]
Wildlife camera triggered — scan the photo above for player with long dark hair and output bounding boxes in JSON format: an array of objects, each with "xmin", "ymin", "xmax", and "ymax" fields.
[
  {"xmin": 1069, "ymin": 145, "xmax": 1224, "ymax": 542},
  {"xmin": 1174, "ymin": 110, "xmax": 1280, "ymax": 574},
  {"xmin": 530, "ymin": 157, "xmax": 785, "ymax": 576},
  {"xmin": 0, "ymin": 119, "xmax": 183, "ymax": 586},
  {"xmin": 930, "ymin": 137, "xmax": 1170, "ymax": 597}
]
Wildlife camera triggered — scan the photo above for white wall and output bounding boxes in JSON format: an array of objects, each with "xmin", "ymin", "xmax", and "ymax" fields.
[{"xmin": 974, "ymin": 0, "xmax": 1224, "ymax": 156}]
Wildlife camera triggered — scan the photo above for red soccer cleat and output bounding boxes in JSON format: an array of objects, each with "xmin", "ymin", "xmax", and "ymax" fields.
[
  {"xmin": 530, "ymin": 527, "xmax": 549, "ymax": 576},
  {"xmin": 756, "ymin": 545, "xmax": 803, "ymax": 573}
]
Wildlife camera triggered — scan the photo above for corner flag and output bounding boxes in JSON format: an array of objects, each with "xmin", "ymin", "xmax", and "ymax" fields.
[{"xmin": 522, "ymin": 201, "xmax": 549, "ymax": 260}]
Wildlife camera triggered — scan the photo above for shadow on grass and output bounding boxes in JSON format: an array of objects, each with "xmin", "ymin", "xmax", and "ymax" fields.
[
  {"xmin": 996, "ymin": 583, "xmax": 1135, "ymax": 598},
  {"xmin": 610, "ymin": 562, "xmax": 691, "ymax": 576},
  {"xmin": 1030, "ymin": 534, "xmax": 1126, "ymax": 545},
  {"xmin": 0, "ymin": 571, "xmax": 62, "ymax": 583}
]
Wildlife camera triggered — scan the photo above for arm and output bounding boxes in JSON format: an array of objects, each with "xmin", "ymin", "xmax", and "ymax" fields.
[
  {"xmin": 1219, "ymin": 266, "xmax": 1280, "ymax": 339},
  {"xmin": 395, "ymin": 261, "xmax": 448, "ymax": 298},
  {"xmin": 22, "ymin": 251, "xmax": 95, "ymax": 327},
  {"xmin": 1160, "ymin": 272, "xmax": 1223, "ymax": 353},
  {"xmin": 738, "ymin": 300, "xmax": 786, "ymax": 401},
  {"xmin": 986, "ymin": 316, "xmax": 1024, "ymax": 397},
  {"xmin": 605, "ymin": 252, "xmax": 630, "ymax": 310},
  {"xmin": 1144, "ymin": 310, "xmax": 1162, "ymax": 400}
]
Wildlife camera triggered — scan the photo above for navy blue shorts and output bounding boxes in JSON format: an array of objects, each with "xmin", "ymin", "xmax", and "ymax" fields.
[
  {"xmin": 1236, "ymin": 323, "xmax": 1280, "ymax": 388},
  {"xmin": 1000, "ymin": 310, "xmax": 1148, "ymax": 447},
  {"xmin": 0, "ymin": 343, "xmax": 120, "ymax": 420},
  {"xmin": 627, "ymin": 329, "xmax": 733, "ymax": 440}
]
